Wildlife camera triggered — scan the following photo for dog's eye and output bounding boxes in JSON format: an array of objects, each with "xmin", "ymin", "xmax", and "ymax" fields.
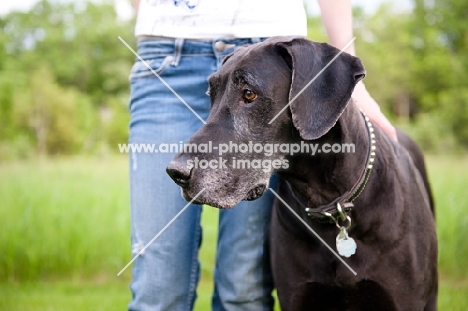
[{"xmin": 242, "ymin": 90, "xmax": 257, "ymax": 103}]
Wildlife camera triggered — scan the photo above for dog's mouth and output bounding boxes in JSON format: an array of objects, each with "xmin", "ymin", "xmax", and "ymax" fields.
[
  {"xmin": 181, "ymin": 183, "xmax": 267, "ymax": 209},
  {"xmin": 180, "ymin": 189, "xmax": 203, "ymax": 206},
  {"xmin": 244, "ymin": 184, "xmax": 267, "ymax": 201}
]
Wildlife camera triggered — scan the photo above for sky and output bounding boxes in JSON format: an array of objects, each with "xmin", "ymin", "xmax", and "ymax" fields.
[{"xmin": 0, "ymin": 0, "xmax": 412, "ymax": 17}]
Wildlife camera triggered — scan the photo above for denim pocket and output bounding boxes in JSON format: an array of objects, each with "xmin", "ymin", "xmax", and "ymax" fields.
[{"xmin": 129, "ymin": 55, "xmax": 174, "ymax": 80}]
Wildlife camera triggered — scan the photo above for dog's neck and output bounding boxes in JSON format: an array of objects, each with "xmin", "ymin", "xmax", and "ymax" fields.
[{"xmin": 282, "ymin": 101, "xmax": 372, "ymax": 207}]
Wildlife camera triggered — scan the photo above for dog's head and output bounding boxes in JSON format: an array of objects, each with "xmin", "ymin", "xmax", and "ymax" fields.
[{"xmin": 167, "ymin": 37, "xmax": 365, "ymax": 208}]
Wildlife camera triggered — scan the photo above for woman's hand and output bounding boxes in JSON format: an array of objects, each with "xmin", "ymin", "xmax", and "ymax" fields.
[{"xmin": 352, "ymin": 81, "xmax": 398, "ymax": 142}]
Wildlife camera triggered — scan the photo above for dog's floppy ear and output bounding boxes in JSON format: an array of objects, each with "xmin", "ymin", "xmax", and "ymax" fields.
[{"xmin": 275, "ymin": 38, "xmax": 366, "ymax": 140}]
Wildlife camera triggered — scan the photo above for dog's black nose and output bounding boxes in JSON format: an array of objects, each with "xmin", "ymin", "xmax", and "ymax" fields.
[{"xmin": 166, "ymin": 161, "xmax": 192, "ymax": 187}]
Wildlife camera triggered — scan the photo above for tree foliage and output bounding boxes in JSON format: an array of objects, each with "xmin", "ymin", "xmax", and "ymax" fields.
[
  {"xmin": 352, "ymin": 0, "xmax": 468, "ymax": 149},
  {"xmin": 0, "ymin": 0, "xmax": 134, "ymax": 158},
  {"xmin": 410, "ymin": 0, "xmax": 468, "ymax": 147}
]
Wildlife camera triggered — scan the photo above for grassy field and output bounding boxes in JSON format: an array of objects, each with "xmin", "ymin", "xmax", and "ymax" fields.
[{"xmin": 1, "ymin": 156, "xmax": 467, "ymax": 310}]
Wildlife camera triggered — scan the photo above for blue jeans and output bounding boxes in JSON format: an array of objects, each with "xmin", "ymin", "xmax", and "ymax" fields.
[{"xmin": 128, "ymin": 38, "xmax": 277, "ymax": 311}]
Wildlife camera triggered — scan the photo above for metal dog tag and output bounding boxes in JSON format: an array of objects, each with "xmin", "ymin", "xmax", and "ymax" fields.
[{"xmin": 336, "ymin": 227, "xmax": 357, "ymax": 258}]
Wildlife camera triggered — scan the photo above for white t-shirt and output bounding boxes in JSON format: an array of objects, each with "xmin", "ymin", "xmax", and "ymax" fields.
[{"xmin": 135, "ymin": 0, "xmax": 307, "ymax": 39}]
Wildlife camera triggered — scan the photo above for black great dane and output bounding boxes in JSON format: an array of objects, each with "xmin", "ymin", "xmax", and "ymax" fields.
[{"xmin": 167, "ymin": 37, "xmax": 438, "ymax": 311}]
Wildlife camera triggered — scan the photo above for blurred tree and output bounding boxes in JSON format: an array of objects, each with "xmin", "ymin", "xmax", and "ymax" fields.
[
  {"xmin": 354, "ymin": 4, "xmax": 417, "ymax": 120},
  {"xmin": 352, "ymin": 1, "xmax": 467, "ymax": 149},
  {"xmin": 0, "ymin": 76, "xmax": 15, "ymax": 152},
  {"xmin": 0, "ymin": 0, "xmax": 134, "ymax": 157},
  {"xmin": 411, "ymin": 0, "xmax": 468, "ymax": 146},
  {"xmin": 13, "ymin": 66, "xmax": 95, "ymax": 156},
  {"xmin": 2, "ymin": 0, "xmax": 135, "ymax": 105}
]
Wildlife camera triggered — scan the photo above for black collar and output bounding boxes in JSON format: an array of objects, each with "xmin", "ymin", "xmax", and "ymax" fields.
[{"xmin": 289, "ymin": 110, "xmax": 376, "ymax": 223}]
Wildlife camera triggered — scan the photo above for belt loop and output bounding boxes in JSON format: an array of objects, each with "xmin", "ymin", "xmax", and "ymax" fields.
[{"xmin": 172, "ymin": 38, "xmax": 183, "ymax": 66}]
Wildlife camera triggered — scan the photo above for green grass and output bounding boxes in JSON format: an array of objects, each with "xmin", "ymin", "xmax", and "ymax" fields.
[
  {"xmin": 0, "ymin": 157, "xmax": 131, "ymax": 281},
  {"xmin": 0, "ymin": 155, "xmax": 467, "ymax": 310},
  {"xmin": 0, "ymin": 281, "xmax": 131, "ymax": 310},
  {"xmin": 0, "ymin": 278, "xmax": 466, "ymax": 310},
  {"xmin": 427, "ymin": 156, "xmax": 468, "ymax": 280}
]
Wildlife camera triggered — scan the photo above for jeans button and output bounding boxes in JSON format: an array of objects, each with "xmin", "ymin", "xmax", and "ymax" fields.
[
  {"xmin": 215, "ymin": 41, "xmax": 235, "ymax": 52},
  {"xmin": 215, "ymin": 41, "xmax": 227, "ymax": 52}
]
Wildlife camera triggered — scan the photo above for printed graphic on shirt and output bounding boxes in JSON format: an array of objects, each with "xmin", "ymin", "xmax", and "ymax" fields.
[{"xmin": 147, "ymin": 0, "xmax": 201, "ymax": 11}]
